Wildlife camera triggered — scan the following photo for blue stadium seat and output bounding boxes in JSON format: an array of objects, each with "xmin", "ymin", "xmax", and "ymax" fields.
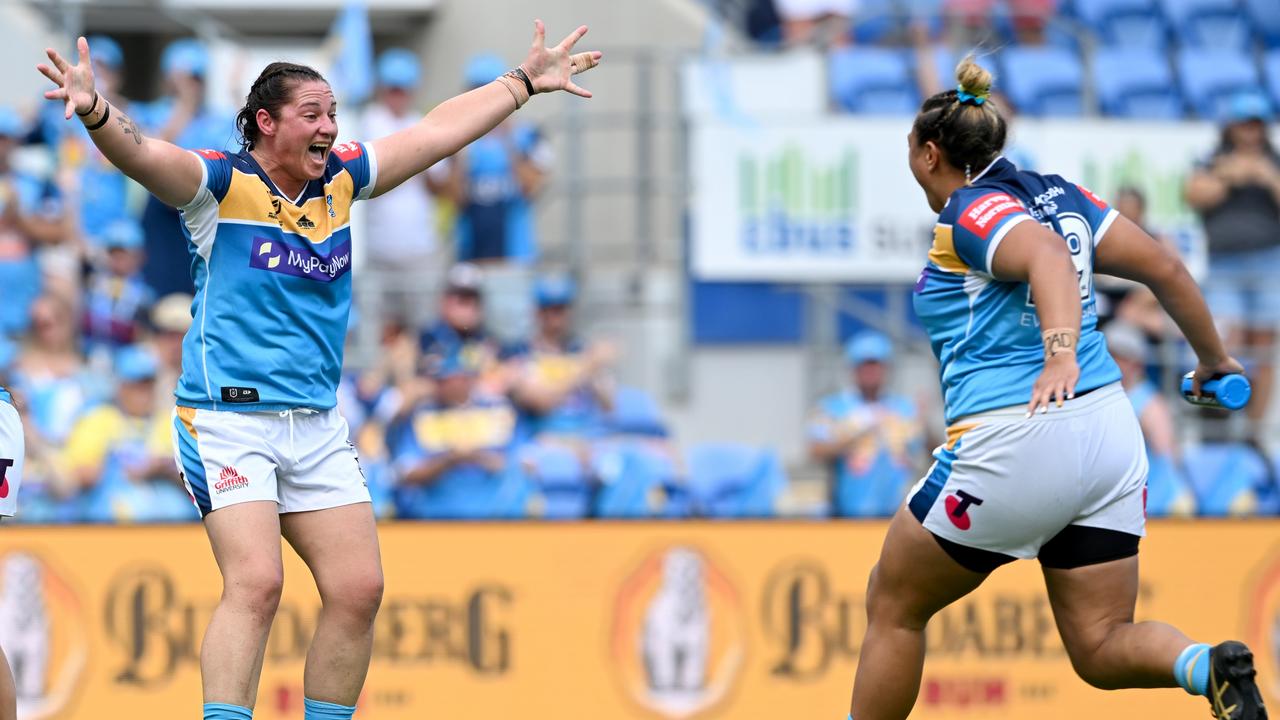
[
  {"xmin": 852, "ymin": 0, "xmax": 900, "ymax": 44},
  {"xmin": 1076, "ymin": 0, "xmax": 1168, "ymax": 48},
  {"xmin": 1161, "ymin": 0, "xmax": 1252, "ymax": 47},
  {"xmin": 1001, "ymin": 47, "xmax": 1085, "ymax": 116},
  {"xmin": 828, "ymin": 48, "xmax": 917, "ymax": 114},
  {"xmin": 522, "ymin": 444, "xmax": 592, "ymax": 519},
  {"xmin": 1177, "ymin": 48, "xmax": 1263, "ymax": 118},
  {"xmin": 1266, "ymin": 50, "xmax": 1280, "ymax": 109},
  {"xmin": 593, "ymin": 442, "xmax": 679, "ymax": 518},
  {"xmin": 1094, "ymin": 47, "xmax": 1183, "ymax": 118},
  {"xmin": 685, "ymin": 443, "xmax": 786, "ymax": 518},
  {"xmin": 607, "ymin": 386, "xmax": 668, "ymax": 437},
  {"xmin": 1182, "ymin": 443, "xmax": 1269, "ymax": 516},
  {"xmin": 1247, "ymin": 0, "xmax": 1280, "ymax": 47}
]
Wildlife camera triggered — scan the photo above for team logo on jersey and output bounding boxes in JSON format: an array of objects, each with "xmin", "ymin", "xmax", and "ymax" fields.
[
  {"xmin": 611, "ymin": 546, "xmax": 746, "ymax": 719},
  {"xmin": 214, "ymin": 466, "xmax": 250, "ymax": 494},
  {"xmin": 266, "ymin": 197, "xmax": 282, "ymax": 223},
  {"xmin": 0, "ymin": 550, "xmax": 89, "ymax": 719},
  {"xmin": 958, "ymin": 193, "xmax": 1025, "ymax": 239},
  {"xmin": 325, "ymin": 194, "xmax": 336, "ymax": 218},
  {"xmin": 250, "ymin": 237, "xmax": 351, "ymax": 282},
  {"xmin": 944, "ymin": 490, "xmax": 983, "ymax": 530}
]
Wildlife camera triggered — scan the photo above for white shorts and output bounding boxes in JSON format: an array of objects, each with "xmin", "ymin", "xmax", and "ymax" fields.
[
  {"xmin": 171, "ymin": 406, "xmax": 370, "ymax": 518},
  {"xmin": 0, "ymin": 401, "xmax": 23, "ymax": 518},
  {"xmin": 908, "ymin": 382, "xmax": 1147, "ymax": 568}
]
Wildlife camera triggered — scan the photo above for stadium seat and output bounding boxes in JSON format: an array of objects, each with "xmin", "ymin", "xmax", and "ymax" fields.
[
  {"xmin": 593, "ymin": 442, "xmax": 679, "ymax": 518},
  {"xmin": 852, "ymin": 0, "xmax": 900, "ymax": 44},
  {"xmin": 1094, "ymin": 47, "xmax": 1183, "ymax": 118},
  {"xmin": 1001, "ymin": 47, "xmax": 1085, "ymax": 116},
  {"xmin": 1161, "ymin": 0, "xmax": 1253, "ymax": 48},
  {"xmin": 685, "ymin": 443, "xmax": 786, "ymax": 518},
  {"xmin": 522, "ymin": 444, "xmax": 592, "ymax": 520},
  {"xmin": 1177, "ymin": 48, "xmax": 1263, "ymax": 118},
  {"xmin": 828, "ymin": 48, "xmax": 917, "ymax": 114},
  {"xmin": 1075, "ymin": 0, "xmax": 1168, "ymax": 48},
  {"xmin": 1182, "ymin": 443, "xmax": 1269, "ymax": 516},
  {"xmin": 607, "ymin": 386, "xmax": 668, "ymax": 437},
  {"xmin": 1265, "ymin": 50, "xmax": 1280, "ymax": 110},
  {"xmin": 1246, "ymin": 0, "xmax": 1280, "ymax": 47}
]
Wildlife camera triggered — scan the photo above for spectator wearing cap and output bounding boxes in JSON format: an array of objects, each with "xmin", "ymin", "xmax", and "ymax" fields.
[
  {"xmin": 82, "ymin": 218, "xmax": 155, "ymax": 363},
  {"xmin": 0, "ymin": 106, "xmax": 70, "ymax": 339},
  {"xmin": 386, "ymin": 350, "xmax": 526, "ymax": 519},
  {"xmin": 59, "ymin": 345, "xmax": 194, "ymax": 522},
  {"xmin": 807, "ymin": 331, "xmax": 925, "ymax": 517},
  {"xmin": 434, "ymin": 54, "xmax": 552, "ymax": 264},
  {"xmin": 1105, "ymin": 322, "xmax": 1195, "ymax": 517},
  {"xmin": 417, "ymin": 263, "xmax": 507, "ymax": 391},
  {"xmin": 508, "ymin": 275, "xmax": 616, "ymax": 444},
  {"xmin": 1185, "ymin": 91, "xmax": 1280, "ymax": 437},
  {"xmin": 137, "ymin": 37, "xmax": 236, "ymax": 299},
  {"xmin": 360, "ymin": 49, "xmax": 450, "ymax": 330}
]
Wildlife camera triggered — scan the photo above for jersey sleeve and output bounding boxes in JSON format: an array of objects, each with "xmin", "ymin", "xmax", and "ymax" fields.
[
  {"xmin": 1071, "ymin": 183, "xmax": 1120, "ymax": 247},
  {"xmin": 947, "ymin": 190, "xmax": 1035, "ymax": 275},
  {"xmin": 333, "ymin": 141, "xmax": 378, "ymax": 202},
  {"xmin": 187, "ymin": 149, "xmax": 233, "ymax": 203}
]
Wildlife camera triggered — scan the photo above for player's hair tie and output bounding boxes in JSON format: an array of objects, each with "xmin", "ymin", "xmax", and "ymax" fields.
[{"xmin": 956, "ymin": 86, "xmax": 987, "ymax": 106}]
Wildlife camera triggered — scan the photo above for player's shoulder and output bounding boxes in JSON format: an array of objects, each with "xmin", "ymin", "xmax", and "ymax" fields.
[{"xmin": 939, "ymin": 184, "xmax": 1025, "ymax": 228}]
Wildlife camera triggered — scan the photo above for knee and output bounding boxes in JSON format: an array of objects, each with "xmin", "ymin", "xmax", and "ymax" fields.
[
  {"xmin": 223, "ymin": 563, "xmax": 284, "ymax": 617},
  {"xmin": 864, "ymin": 563, "xmax": 928, "ymax": 632},
  {"xmin": 1063, "ymin": 629, "xmax": 1124, "ymax": 690},
  {"xmin": 324, "ymin": 569, "xmax": 384, "ymax": 623}
]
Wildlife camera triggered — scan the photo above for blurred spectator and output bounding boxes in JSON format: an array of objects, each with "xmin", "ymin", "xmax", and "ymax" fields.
[
  {"xmin": 59, "ymin": 345, "xmax": 194, "ymax": 523},
  {"xmin": 807, "ymin": 331, "xmax": 925, "ymax": 517},
  {"xmin": 362, "ymin": 49, "xmax": 449, "ymax": 330},
  {"xmin": 1185, "ymin": 92, "xmax": 1280, "ymax": 436},
  {"xmin": 418, "ymin": 263, "xmax": 507, "ymax": 392},
  {"xmin": 1105, "ymin": 322, "xmax": 1196, "ymax": 516},
  {"xmin": 508, "ymin": 275, "xmax": 616, "ymax": 444},
  {"xmin": 436, "ymin": 54, "xmax": 551, "ymax": 264},
  {"xmin": 0, "ymin": 107, "xmax": 69, "ymax": 338},
  {"xmin": 146, "ymin": 292, "xmax": 193, "ymax": 409},
  {"xmin": 942, "ymin": 0, "xmax": 1056, "ymax": 45},
  {"xmin": 387, "ymin": 351, "xmax": 525, "ymax": 519},
  {"xmin": 138, "ymin": 38, "xmax": 236, "ymax": 298},
  {"xmin": 12, "ymin": 293, "xmax": 100, "ymax": 448},
  {"xmin": 775, "ymin": 0, "xmax": 855, "ymax": 47},
  {"xmin": 82, "ymin": 219, "xmax": 153, "ymax": 364}
]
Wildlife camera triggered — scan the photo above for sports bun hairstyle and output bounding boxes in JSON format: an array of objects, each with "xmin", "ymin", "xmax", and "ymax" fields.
[{"xmin": 913, "ymin": 55, "xmax": 1008, "ymax": 182}]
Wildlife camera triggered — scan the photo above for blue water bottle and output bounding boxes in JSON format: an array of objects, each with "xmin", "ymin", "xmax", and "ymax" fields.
[{"xmin": 1180, "ymin": 372, "xmax": 1251, "ymax": 410}]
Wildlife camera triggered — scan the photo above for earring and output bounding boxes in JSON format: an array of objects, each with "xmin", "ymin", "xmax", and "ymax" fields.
[{"xmin": 965, "ymin": 164, "xmax": 972, "ymax": 184}]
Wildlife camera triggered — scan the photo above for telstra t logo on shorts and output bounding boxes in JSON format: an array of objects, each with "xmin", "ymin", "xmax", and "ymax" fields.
[{"xmin": 944, "ymin": 490, "xmax": 983, "ymax": 530}]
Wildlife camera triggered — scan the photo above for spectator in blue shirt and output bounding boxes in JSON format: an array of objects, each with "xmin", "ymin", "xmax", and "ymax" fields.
[
  {"xmin": 82, "ymin": 219, "xmax": 154, "ymax": 363},
  {"xmin": 436, "ymin": 54, "xmax": 552, "ymax": 264},
  {"xmin": 807, "ymin": 331, "xmax": 925, "ymax": 517},
  {"xmin": 418, "ymin": 263, "xmax": 503, "ymax": 377},
  {"xmin": 388, "ymin": 351, "xmax": 525, "ymax": 519},
  {"xmin": 137, "ymin": 38, "xmax": 237, "ymax": 297}
]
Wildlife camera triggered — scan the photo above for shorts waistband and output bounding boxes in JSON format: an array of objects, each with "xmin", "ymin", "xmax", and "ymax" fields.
[{"xmin": 951, "ymin": 381, "xmax": 1126, "ymax": 425}]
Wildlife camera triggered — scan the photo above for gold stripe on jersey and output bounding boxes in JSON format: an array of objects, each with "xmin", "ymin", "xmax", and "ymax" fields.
[
  {"xmin": 216, "ymin": 169, "xmax": 355, "ymax": 244},
  {"xmin": 928, "ymin": 225, "xmax": 969, "ymax": 274}
]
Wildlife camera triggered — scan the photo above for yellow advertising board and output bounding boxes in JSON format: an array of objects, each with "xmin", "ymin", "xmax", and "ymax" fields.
[{"xmin": 2, "ymin": 520, "xmax": 1279, "ymax": 719}]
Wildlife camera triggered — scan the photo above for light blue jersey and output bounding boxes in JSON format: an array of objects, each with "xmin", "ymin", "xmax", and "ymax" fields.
[
  {"xmin": 176, "ymin": 143, "xmax": 376, "ymax": 411},
  {"xmin": 913, "ymin": 157, "xmax": 1122, "ymax": 425}
]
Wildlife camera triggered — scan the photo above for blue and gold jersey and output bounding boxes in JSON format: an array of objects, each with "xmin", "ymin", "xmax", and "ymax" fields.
[
  {"xmin": 913, "ymin": 157, "xmax": 1122, "ymax": 424},
  {"xmin": 176, "ymin": 142, "xmax": 377, "ymax": 410}
]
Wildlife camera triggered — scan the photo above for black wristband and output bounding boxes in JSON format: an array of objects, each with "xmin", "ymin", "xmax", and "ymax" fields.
[
  {"xmin": 508, "ymin": 66, "xmax": 535, "ymax": 96},
  {"xmin": 75, "ymin": 91, "xmax": 99, "ymax": 117},
  {"xmin": 84, "ymin": 102, "xmax": 110, "ymax": 131}
]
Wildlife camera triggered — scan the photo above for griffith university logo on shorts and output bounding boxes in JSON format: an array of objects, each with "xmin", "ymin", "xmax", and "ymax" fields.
[
  {"xmin": 1245, "ymin": 548, "xmax": 1280, "ymax": 707},
  {"xmin": 214, "ymin": 466, "xmax": 250, "ymax": 494},
  {"xmin": 250, "ymin": 236, "xmax": 352, "ymax": 282},
  {"xmin": 610, "ymin": 545, "xmax": 746, "ymax": 719}
]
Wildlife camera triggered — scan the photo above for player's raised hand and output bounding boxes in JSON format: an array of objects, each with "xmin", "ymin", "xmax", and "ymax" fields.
[
  {"xmin": 37, "ymin": 36, "xmax": 98, "ymax": 120},
  {"xmin": 520, "ymin": 19, "xmax": 602, "ymax": 98}
]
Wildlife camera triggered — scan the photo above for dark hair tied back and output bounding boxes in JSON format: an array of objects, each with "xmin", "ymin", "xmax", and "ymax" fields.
[
  {"xmin": 236, "ymin": 62, "xmax": 327, "ymax": 150},
  {"xmin": 913, "ymin": 56, "xmax": 1007, "ymax": 181}
]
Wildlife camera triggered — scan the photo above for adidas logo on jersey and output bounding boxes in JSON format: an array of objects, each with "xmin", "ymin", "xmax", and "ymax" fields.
[{"xmin": 297, "ymin": 214, "xmax": 316, "ymax": 229}]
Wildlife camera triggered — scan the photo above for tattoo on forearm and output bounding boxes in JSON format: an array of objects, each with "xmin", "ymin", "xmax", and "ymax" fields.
[
  {"xmin": 118, "ymin": 114, "xmax": 143, "ymax": 146},
  {"xmin": 1043, "ymin": 331, "xmax": 1077, "ymax": 357}
]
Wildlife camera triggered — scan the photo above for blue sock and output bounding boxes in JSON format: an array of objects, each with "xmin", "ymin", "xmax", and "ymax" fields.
[
  {"xmin": 203, "ymin": 703, "xmax": 252, "ymax": 720},
  {"xmin": 304, "ymin": 697, "xmax": 356, "ymax": 720},
  {"xmin": 1174, "ymin": 642, "xmax": 1212, "ymax": 696}
]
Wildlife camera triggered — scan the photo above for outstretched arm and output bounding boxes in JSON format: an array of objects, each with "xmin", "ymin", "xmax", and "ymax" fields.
[
  {"xmin": 38, "ymin": 37, "xmax": 203, "ymax": 208},
  {"xmin": 369, "ymin": 20, "xmax": 601, "ymax": 198}
]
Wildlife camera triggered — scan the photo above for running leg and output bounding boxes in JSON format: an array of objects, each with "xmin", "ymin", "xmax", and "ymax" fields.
[{"xmin": 0, "ymin": 647, "xmax": 14, "ymax": 720}]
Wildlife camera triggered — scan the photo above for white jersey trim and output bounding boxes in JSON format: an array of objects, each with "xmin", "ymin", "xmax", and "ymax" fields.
[
  {"xmin": 178, "ymin": 156, "xmax": 221, "ymax": 404},
  {"xmin": 983, "ymin": 213, "xmax": 1033, "ymax": 276},
  {"xmin": 357, "ymin": 142, "xmax": 379, "ymax": 201},
  {"xmin": 1093, "ymin": 208, "xmax": 1120, "ymax": 247}
]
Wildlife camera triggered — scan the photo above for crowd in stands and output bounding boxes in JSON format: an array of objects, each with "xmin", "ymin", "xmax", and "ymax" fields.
[{"xmin": 1, "ymin": 29, "xmax": 1278, "ymax": 523}]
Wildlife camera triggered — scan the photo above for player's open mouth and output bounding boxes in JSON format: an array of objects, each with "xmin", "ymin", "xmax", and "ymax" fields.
[{"xmin": 307, "ymin": 143, "xmax": 330, "ymax": 163}]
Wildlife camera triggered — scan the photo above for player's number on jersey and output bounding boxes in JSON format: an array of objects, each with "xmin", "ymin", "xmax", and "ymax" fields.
[{"xmin": 1025, "ymin": 213, "xmax": 1093, "ymax": 307}]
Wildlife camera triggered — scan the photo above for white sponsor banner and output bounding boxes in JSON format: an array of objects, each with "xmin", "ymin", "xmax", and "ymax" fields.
[{"xmin": 691, "ymin": 117, "xmax": 1228, "ymax": 282}]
